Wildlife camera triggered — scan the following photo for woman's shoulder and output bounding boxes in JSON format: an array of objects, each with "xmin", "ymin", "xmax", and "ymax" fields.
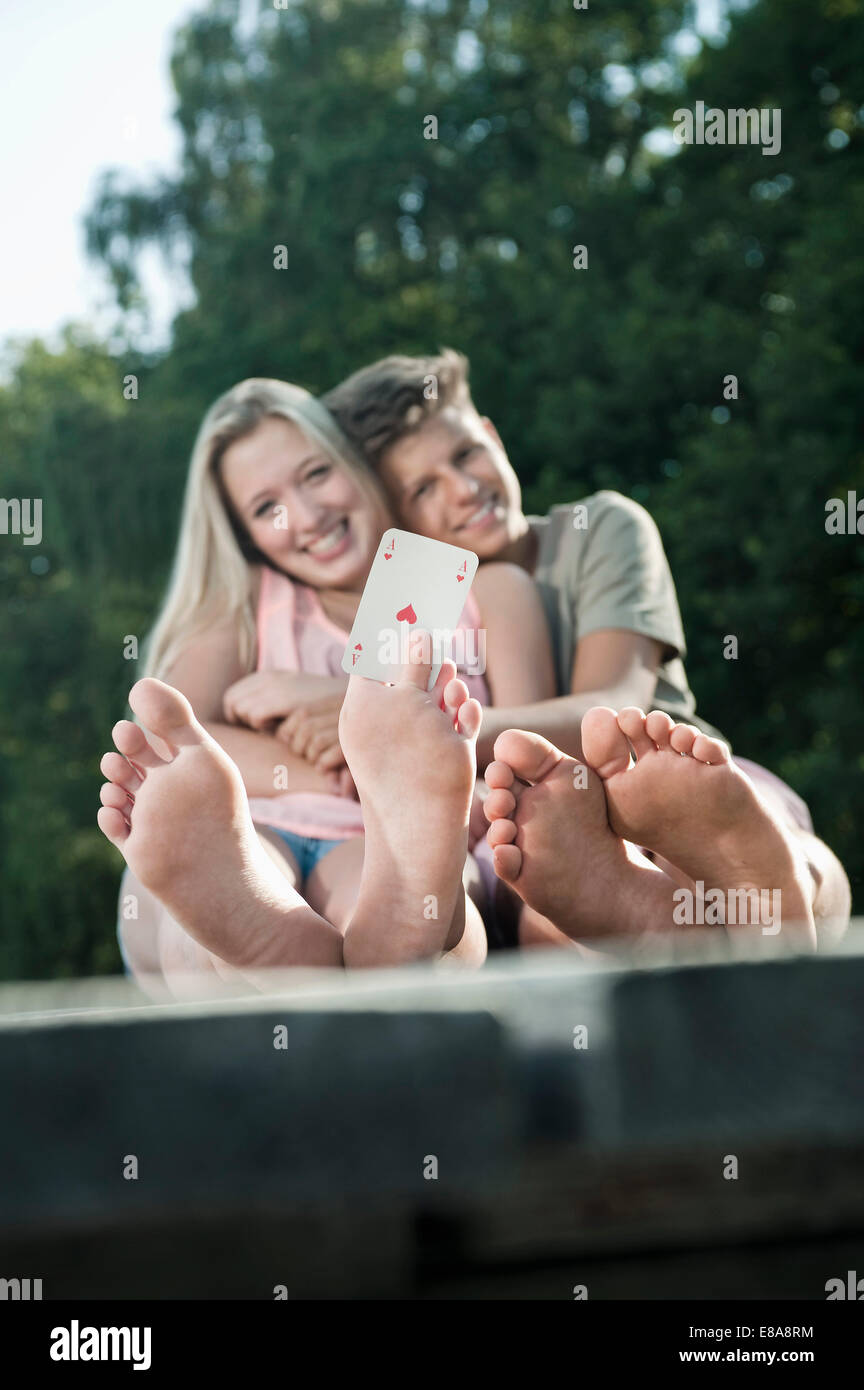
[
  {"xmin": 470, "ymin": 560, "xmax": 541, "ymax": 620},
  {"xmin": 472, "ymin": 559, "xmax": 536, "ymax": 591}
]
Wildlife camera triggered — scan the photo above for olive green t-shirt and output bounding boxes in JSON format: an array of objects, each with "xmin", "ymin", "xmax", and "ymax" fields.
[{"xmin": 528, "ymin": 492, "xmax": 726, "ymax": 741}]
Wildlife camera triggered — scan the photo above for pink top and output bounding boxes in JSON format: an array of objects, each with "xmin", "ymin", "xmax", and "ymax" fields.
[{"xmin": 247, "ymin": 564, "xmax": 490, "ymax": 840}]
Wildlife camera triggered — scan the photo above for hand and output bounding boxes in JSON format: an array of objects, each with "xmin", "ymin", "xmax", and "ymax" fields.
[
  {"xmin": 468, "ymin": 780, "xmax": 490, "ymax": 851},
  {"xmin": 276, "ymin": 694, "xmax": 346, "ymax": 768},
  {"xmin": 223, "ymin": 672, "xmax": 296, "ymax": 729},
  {"xmin": 223, "ymin": 672, "xmax": 346, "ymax": 730}
]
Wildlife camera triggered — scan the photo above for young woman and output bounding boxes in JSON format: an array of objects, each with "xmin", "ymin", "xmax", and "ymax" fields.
[{"xmin": 116, "ymin": 378, "xmax": 557, "ymax": 995}]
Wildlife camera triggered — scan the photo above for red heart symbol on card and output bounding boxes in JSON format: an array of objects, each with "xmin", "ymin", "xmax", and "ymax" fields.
[
  {"xmin": 456, "ymin": 574, "xmax": 464, "ymax": 581},
  {"xmin": 354, "ymin": 643, "xmax": 363, "ymax": 651},
  {"xmin": 396, "ymin": 603, "xmax": 417, "ymax": 624},
  {"xmin": 384, "ymin": 553, "xmax": 392, "ymax": 559}
]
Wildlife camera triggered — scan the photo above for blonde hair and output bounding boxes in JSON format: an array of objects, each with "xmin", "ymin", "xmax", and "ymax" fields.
[{"xmin": 142, "ymin": 378, "xmax": 391, "ymax": 680}]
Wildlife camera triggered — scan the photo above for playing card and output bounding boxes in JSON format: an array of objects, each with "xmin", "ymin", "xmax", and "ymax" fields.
[{"xmin": 342, "ymin": 529, "xmax": 479, "ymax": 688}]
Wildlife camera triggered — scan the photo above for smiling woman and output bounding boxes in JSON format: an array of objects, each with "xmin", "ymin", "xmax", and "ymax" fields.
[
  {"xmin": 143, "ymin": 378, "xmax": 391, "ymax": 681},
  {"xmin": 219, "ymin": 416, "xmax": 384, "ymax": 600},
  {"xmin": 105, "ymin": 376, "xmax": 492, "ymax": 995}
]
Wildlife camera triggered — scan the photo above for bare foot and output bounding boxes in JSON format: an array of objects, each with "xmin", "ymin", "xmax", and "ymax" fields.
[
  {"xmin": 482, "ymin": 728, "xmax": 680, "ymax": 943},
  {"xmin": 339, "ymin": 646, "xmax": 486, "ymax": 967},
  {"xmin": 98, "ymin": 679, "xmax": 343, "ymax": 973},
  {"xmin": 581, "ymin": 707, "xmax": 816, "ymax": 947}
]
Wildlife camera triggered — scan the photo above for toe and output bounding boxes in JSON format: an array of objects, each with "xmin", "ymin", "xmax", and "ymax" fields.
[
  {"xmin": 492, "ymin": 843, "xmax": 523, "ymax": 884},
  {"xmin": 442, "ymin": 675, "xmax": 469, "ymax": 722},
  {"xmin": 669, "ymin": 723, "xmax": 699, "ymax": 756},
  {"xmin": 100, "ymin": 751, "xmax": 143, "ymax": 792},
  {"xmin": 97, "ymin": 806, "xmax": 130, "ymax": 848},
  {"xmin": 484, "ymin": 787, "xmax": 516, "ymax": 820},
  {"xmin": 431, "ymin": 657, "xmax": 458, "ymax": 699},
  {"xmin": 393, "ymin": 631, "xmax": 435, "ymax": 691},
  {"xmin": 456, "ymin": 696, "xmax": 483, "ymax": 740},
  {"xmin": 492, "ymin": 729, "xmax": 562, "ymax": 786},
  {"xmin": 581, "ymin": 706, "xmax": 631, "ymax": 779},
  {"xmin": 617, "ymin": 707, "xmax": 654, "ymax": 761},
  {"xmin": 645, "ymin": 710, "xmax": 675, "ymax": 749},
  {"xmin": 100, "ymin": 782, "xmax": 132, "ymax": 814},
  {"xmin": 128, "ymin": 678, "xmax": 207, "ymax": 750},
  {"xmin": 484, "ymin": 759, "xmax": 515, "ymax": 791},
  {"xmin": 692, "ymin": 732, "xmax": 731, "ymax": 765},
  {"xmin": 487, "ymin": 817, "xmax": 518, "ymax": 848},
  {"xmin": 113, "ymin": 718, "xmax": 167, "ymax": 770}
]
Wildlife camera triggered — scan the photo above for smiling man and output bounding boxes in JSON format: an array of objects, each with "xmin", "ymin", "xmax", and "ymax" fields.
[{"xmin": 323, "ymin": 347, "xmax": 721, "ymax": 766}]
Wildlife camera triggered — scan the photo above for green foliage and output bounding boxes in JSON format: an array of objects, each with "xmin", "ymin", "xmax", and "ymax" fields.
[{"xmin": 1, "ymin": 0, "xmax": 861, "ymax": 977}]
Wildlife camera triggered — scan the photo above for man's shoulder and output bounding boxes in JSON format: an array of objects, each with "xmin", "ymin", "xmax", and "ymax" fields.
[
  {"xmin": 535, "ymin": 490, "xmax": 652, "ymax": 525},
  {"xmin": 531, "ymin": 491, "xmax": 658, "ymax": 561}
]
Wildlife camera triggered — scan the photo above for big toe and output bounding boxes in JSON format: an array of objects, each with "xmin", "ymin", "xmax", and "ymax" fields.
[
  {"xmin": 128, "ymin": 678, "xmax": 207, "ymax": 750},
  {"xmin": 491, "ymin": 729, "xmax": 563, "ymax": 787},
  {"xmin": 582, "ymin": 706, "xmax": 632, "ymax": 779}
]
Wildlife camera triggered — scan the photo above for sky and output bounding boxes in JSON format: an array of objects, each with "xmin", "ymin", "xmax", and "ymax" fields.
[
  {"xmin": 0, "ymin": 0, "xmax": 727, "ymax": 357},
  {"xmin": 0, "ymin": 0, "xmax": 202, "ymax": 352}
]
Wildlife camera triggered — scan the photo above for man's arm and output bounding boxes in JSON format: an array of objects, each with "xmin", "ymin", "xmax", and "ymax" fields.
[{"xmin": 477, "ymin": 629, "xmax": 665, "ymax": 766}]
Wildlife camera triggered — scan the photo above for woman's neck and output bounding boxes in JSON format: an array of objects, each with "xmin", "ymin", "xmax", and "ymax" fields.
[{"xmin": 317, "ymin": 587, "xmax": 362, "ymax": 631}]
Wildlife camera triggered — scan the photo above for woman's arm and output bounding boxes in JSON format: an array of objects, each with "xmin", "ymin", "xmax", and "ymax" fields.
[
  {"xmin": 223, "ymin": 670, "xmax": 349, "ymax": 729},
  {"xmin": 471, "ymin": 562, "xmax": 558, "ymax": 705},
  {"xmin": 161, "ymin": 620, "xmax": 335, "ymax": 798}
]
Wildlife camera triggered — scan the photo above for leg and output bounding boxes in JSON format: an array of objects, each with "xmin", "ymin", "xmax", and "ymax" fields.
[
  {"xmin": 97, "ymin": 679, "xmax": 344, "ymax": 985},
  {"xmin": 115, "ymin": 865, "xmax": 177, "ymax": 1003},
  {"xmin": 799, "ymin": 833, "xmax": 850, "ymax": 945},
  {"xmin": 304, "ymin": 838, "xmax": 365, "ymax": 936},
  {"xmin": 117, "ymin": 830, "xmax": 305, "ymax": 1001},
  {"xmin": 336, "ymin": 645, "xmax": 487, "ymax": 967},
  {"xmin": 518, "ymin": 903, "xmax": 583, "ymax": 952},
  {"xmin": 733, "ymin": 758, "xmax": 851, "ymax": 946},
  {"xmin": 306, "ymin": 839, "xmax": 489, "ymax": 965}
]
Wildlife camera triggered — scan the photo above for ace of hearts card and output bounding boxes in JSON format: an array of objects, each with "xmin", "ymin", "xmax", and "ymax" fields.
[{"xmin": 341, "ymin": 529, "xmax": 479, "ymax": 688}]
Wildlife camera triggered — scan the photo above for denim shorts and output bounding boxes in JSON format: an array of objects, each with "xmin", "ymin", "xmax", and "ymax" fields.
[{"xmin": 270, "ymin": 828, "xmax": 348, "ymax": 880}]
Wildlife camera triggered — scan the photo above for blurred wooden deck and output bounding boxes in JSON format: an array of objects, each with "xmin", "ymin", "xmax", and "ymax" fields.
[{"xmin": 1, "ymin": 925, "xmax": 863, "ymax": 1299}]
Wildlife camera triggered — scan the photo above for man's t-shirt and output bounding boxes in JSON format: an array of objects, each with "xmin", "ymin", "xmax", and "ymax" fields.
[{"xmin": 528, "ymin": 492, "xmax": 726, "ymax": 741}]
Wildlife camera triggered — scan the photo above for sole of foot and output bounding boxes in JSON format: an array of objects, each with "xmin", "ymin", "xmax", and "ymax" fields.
[
  {"xmin": 483, "ymin": 727, "xmax": 679, "ymax": 943},
  {"xmin": 98, "ymin": 678, "xmax": 342, "ymax": 970},
  {"xmin": 338, "ymin": 646, "xmax": 486, "ymax": 966},
  {"xmin": 580, "ymin": 706, "xmax": 815, "ymax": 948}
]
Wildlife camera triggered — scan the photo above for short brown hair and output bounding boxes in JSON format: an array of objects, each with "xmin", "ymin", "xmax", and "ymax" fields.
[{"xmin": 322, "ymin": 348, "xmax": 473, "ymax": 472}]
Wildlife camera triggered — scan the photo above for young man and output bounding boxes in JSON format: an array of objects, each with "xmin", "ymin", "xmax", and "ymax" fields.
[
  {"xmin": 322, "ymin": 349, "xmax": 724, "ymax": 768},
  {"xmin": 322, "ymin": 349, "xmax": 850, "ymax": 948}
]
